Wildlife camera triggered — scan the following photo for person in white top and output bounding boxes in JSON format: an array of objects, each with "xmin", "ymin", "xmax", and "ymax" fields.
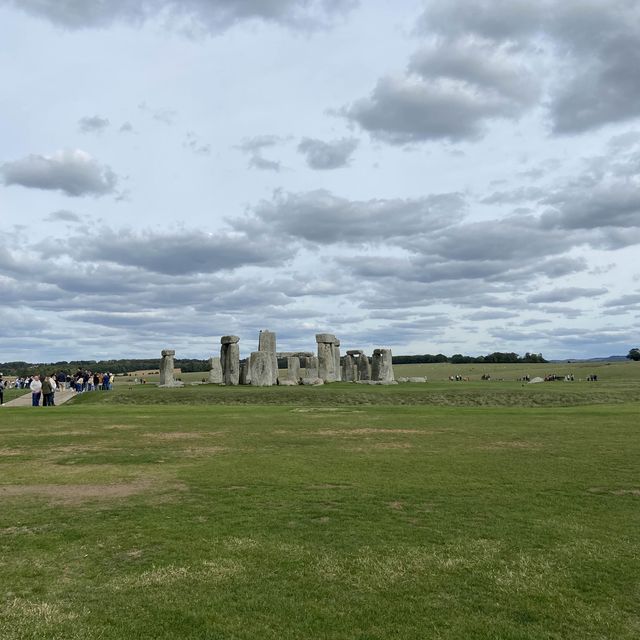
[{"xmin": 30, "ymin": 375, "xmax": 42, "ymax": 407}]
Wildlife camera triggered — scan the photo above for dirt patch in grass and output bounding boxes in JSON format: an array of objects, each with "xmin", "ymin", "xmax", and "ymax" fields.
[
  {"xmin": 182, "ymin": 446, "xmax": 228, "ymax": 457},
  {"xmin": 0, "ymin": 480, "xmax": 156, "ymax": 504},
  {"xmin": 0, "ymin": 448, "xmax": 23, "ymax": 457},
  {"xmin": 147, "ymin": 432, "xmax": 206, "ymax": 440},
  {"xmin": 388, "ymin": 501, "xmax": 405, "ymax": 511},
  {"xmin": 307, "ymin": 483, "xmax": 352, "ymax": 490},
  {"xmin": 479, "ymin": 441, "xmax": 543, "ymax": 451},
  {"xmin": 103, "ymin": 424, "xmax": 138, "ymax": 430},
  {"xmin": 589, "ymin": 487, "xmax": 640, "ymax": 496},
  {"xmin": 312, "ymin": 428, "xmax": 429, "ymax": 437},
  {"xmin": 291, "ymin": 408, "xmax": 365, "ymax": 413}
]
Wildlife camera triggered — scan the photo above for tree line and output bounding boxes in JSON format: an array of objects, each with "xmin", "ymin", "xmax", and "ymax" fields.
[
  {"xmin": 0, "ymin": 359, "xmax": 210, "ymax": 377},
  {"xmin": 393, "ymin": 352, "xmax": 548, "ymax": 364}
]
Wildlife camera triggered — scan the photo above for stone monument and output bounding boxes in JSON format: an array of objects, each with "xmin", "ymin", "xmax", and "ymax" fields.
[
  {"xmin": 371, "ymin": 348, "xmax": 395, "ymax": 383},
  {"xmin": 220, "ymin": 335, "xmax": 240, "ymax": 386},
  {"xmin": 208, "ymin": 356, "xmax": 223, "ymax": 384},
  {"xmin": 159, "ymin": 349, "xmax": 184, "ymax": 388},
  {"xmin": 316, "ymin": 333, "xmax": 341, "ymax": 383},
  {"xmin": 258, "ymin": 330, "xmax": 278, "ymax": 385}
]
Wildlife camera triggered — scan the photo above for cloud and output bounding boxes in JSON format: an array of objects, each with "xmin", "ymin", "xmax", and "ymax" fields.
[
  {"xmin": 345, "ymin": 1, "xmax": 640, "ymax": 144},
  {"xmin": 78, "ymin": 115, "xmax": 110, "ymax": 133},
  {"xmin": 237, "ymin": 135, "xmax": 285, "ymax": 171},
  {"xmin": 183, "ymin": 131, "xmax": 211, "ymax": 156},
  {"xmin": 37, "ymin": 226, "xmax": 289, "ymax": 275},
  {"xmin": 234, "ymin": 189, "xmax": 466, "ymax": 244},
  {"xmin": 420, "ymin": 0, "xmax": 640, "ymax": 135},
  {"xmin": 0, "ymin": 149, "xmax": 118, "ymax": 197},
  {"xmin": 248, "ymin": 155, "xmax": 281, "ymax": 172},
  {"xmin": 297, "ymin": 137, "xmax": 358, "ymax": 169},
  {"xmin": 527, "ymin": 287, "xmax": 608, "ymax": 304},
  {"xmin": 45, "ymin": 209, "xmax": 82, "ymax": 223},
  {"xmin": 5, "ymin": 0, "xmax": 356, "ymax": 32}
]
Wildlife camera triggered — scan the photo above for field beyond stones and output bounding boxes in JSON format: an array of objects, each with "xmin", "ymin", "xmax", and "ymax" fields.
[{"xmin": 1, "ymin": 362, "xmax": 639, "ymax": 639}]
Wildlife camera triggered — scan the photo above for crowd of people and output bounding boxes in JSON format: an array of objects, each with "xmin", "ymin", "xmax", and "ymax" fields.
[{"xmin": 2, "ymin": 370, "xmax": 115, "ymax": 406}]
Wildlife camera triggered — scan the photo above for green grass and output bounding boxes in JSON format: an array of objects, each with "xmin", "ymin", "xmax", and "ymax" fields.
[{"xmin": 1, "ymin": 375, "xmax": 639, "ymax": 639}]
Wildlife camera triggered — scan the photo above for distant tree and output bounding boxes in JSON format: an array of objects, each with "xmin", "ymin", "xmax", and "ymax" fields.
[{"xmin": 627, "ymin": 348, "xmax": 640, "ymax": 361}]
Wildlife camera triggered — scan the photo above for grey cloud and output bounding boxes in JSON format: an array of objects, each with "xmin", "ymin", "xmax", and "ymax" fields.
[
  {"xmin": 5, "ymin": 0, "xmax": 356, "ymax": 32},
  {"xmin": 605, "ymin": 293, "xmax": 640, "ymax": 308},
  {"xmin": 183, "ymin": 131, "xmax": 211, "ymax": 156},
  {"xmin": 419, "ymin": 0, "xmax": 640, "ymax": 134},
  {"xmin": 248, "ymin": 155, "xmax": 281, "ymax": 172},
  {"xmin": 345, "ymin": 73, "xmax": 521, "ymax": 144},
  {"xmin": 1, "ymin": 149, "xmax": 118, "ymax": 197},
  {"xmin": 481, "ymin": 186, "xmax": 546, "ymax": 205},
  {"xmin": 119, "ymin": 122, "xmax": 134, "ymax": 133},
  {"xmin": 235, "ymin": 189, "xmax": 466, "ymax": 244},
  {"xmin": 78, "ymin": 115, "xmax": 110, "ymax": 133},
  {"xmin": 542, "ymin": 183, "xmax": 640, "ymax": 232},
  {"xmin": 45, "ymin": 209, "xmax": 82, "ymax": 223},
  {"xmin": 466, "ymin": 310, "xmax": 520, "ymax": 321},
  {"xmin": 297, "ymin": 137, "xmax": 358, "ymax": 169},
  {"xmin": 237, "ymin": 135, "xmax": 284, "ymax": 153},
  {"xmin": 38, "ymin": 227, "xmax": 289, "ymax": 275},
  {"xmin": 237, "ymin": 135, "xmax": 285, "ymax": 172},
  {"xmin": 527, "ymin": 287, "xmax": 608, "ymax": 304}
]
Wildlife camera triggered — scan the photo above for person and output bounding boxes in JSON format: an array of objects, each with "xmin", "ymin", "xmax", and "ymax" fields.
[
  {"xmin": 30, "ymin": 375, "xmax": 42, "ymax": 407},
  {"xmin": 41, "ymin": 376, "xmax": 53, "ymax": 407},
  {"xmin": 0, "ymin": 373, "xmax": 4, "ymax": 406}
]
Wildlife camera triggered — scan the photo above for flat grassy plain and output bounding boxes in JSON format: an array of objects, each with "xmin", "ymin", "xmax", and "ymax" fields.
[{"xmin": 1, "ymin": 363, "xmax": 639, "ymax": 639}]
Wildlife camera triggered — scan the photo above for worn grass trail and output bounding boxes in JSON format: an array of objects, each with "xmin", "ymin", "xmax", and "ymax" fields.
[{"xmin": 1, "ymin": 398, "xmax": 639, "ymax": 639}]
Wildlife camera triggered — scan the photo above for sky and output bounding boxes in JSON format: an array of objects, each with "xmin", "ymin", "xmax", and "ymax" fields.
[{"xmin": 1, "ymin": 0, "xmax": 639, "ymax": 363}]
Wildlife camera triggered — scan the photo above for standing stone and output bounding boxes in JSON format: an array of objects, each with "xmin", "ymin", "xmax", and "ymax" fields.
[
  {"xmin": 341, "ymin": 354, "xmax": 357, "ymax": 382},
  {"xmin": 159, "ymin": 349, "xmax": 183, "ymax": 388},
  {"xmin": 287, "ymin": 356, "xmax": 301, "ymax": 384},
  {"xmin": 239, "ymin": 359, "xmax": 250, "ymax": 385},
  {"xmin": 316, "ymin": 333, "xmax": 341, "ymax": 383},
  {"xmin": 371, "ymin": 348, "xmax": 395, "ymax": 383},
  {"xmin": 220, "ymin": 335, "xmax": 240, "ymax": 386},
  {"xmin": 249, "ymin": 351, "xmax": 273, "ymax": 386},
  {"xmin": 258, "ymin": 330, "xmax": 278, "ymax": 385},
  {"xmin": 208, "ymin": 356, "xmax": 223, "ymax": 384},
  {"xmin": 305, "ymin": 355, "xmax": 319, "ymax": 379},
  {"xmin": 357, "ymin": 353, "xmax": 371, "ymax": 381}
]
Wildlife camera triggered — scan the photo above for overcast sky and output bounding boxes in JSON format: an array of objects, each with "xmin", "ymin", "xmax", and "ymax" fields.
[{"xmin": 1, "ymin": 0, "xmax": 639, "ymax": 363}]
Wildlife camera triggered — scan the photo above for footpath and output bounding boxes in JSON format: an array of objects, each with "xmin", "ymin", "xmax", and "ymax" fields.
[{"xmin": 2, "ymin": 388, "xmax": 77, "ymax": 408}]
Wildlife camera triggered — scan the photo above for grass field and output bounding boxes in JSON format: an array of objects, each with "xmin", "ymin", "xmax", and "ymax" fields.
[{"xmin": 1, "ymin": 364, "xmax": 639, "ymax": 639}]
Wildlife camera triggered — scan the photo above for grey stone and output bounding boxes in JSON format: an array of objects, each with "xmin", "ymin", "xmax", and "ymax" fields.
[
  {"xmin": 408, "ymin": 376, "xmax": 427, "ymax": 383},
  {"xmin": 278, "ymin": 380, "xmax": 298, "ymax": 386},
  {"xmin": 220, "ymin": 340, "xmax": 240, "ymax": 386},
  {"xmin": 249, "ymin": 351, "xmax": 274, "ymax": 387},
  {"xmin": 239, "ymin": 359, "xmax": 250, "ymax": 385},
  {"xmin": 357, "ymin": 353, "xmax": 371, "ymax": 381},
  {"xmin": 371, "ymin": 348, "xmax": 394, "ymax": 383},
  {"xmin": 347, "ymin": 350, "xmax": 364, "ymax": 356},
  {"xmin": 341, "ymin": 355, "xmax": 357, "ymax": 382},
  {"xmin": 220, "ymin": 335, "xmax": 239, "ymax": 345},
  {"xmin": 305, "ymin": 355, "xmax": 319, "ymax": 379},
  {"xmin": 287, "ymin": 356, "xmax": 301, "ymax": 384},
  {"xmin": 208, "ymin": 356, "xmax": 223, "ymax": 384},
  {"xmin": 316, "ymin": 333, "xmax": 341, "ymax": 383},
  {"xmin": 258, "ymin": 329, "xmax": 278, "ymax": 385},
  {"xmin": 159, "ymin": 349, "xmax": 183, "ymax": 388},
  {"xmin": 301, "ymin": 377, "xmax": 324, "ymax": 386}
]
